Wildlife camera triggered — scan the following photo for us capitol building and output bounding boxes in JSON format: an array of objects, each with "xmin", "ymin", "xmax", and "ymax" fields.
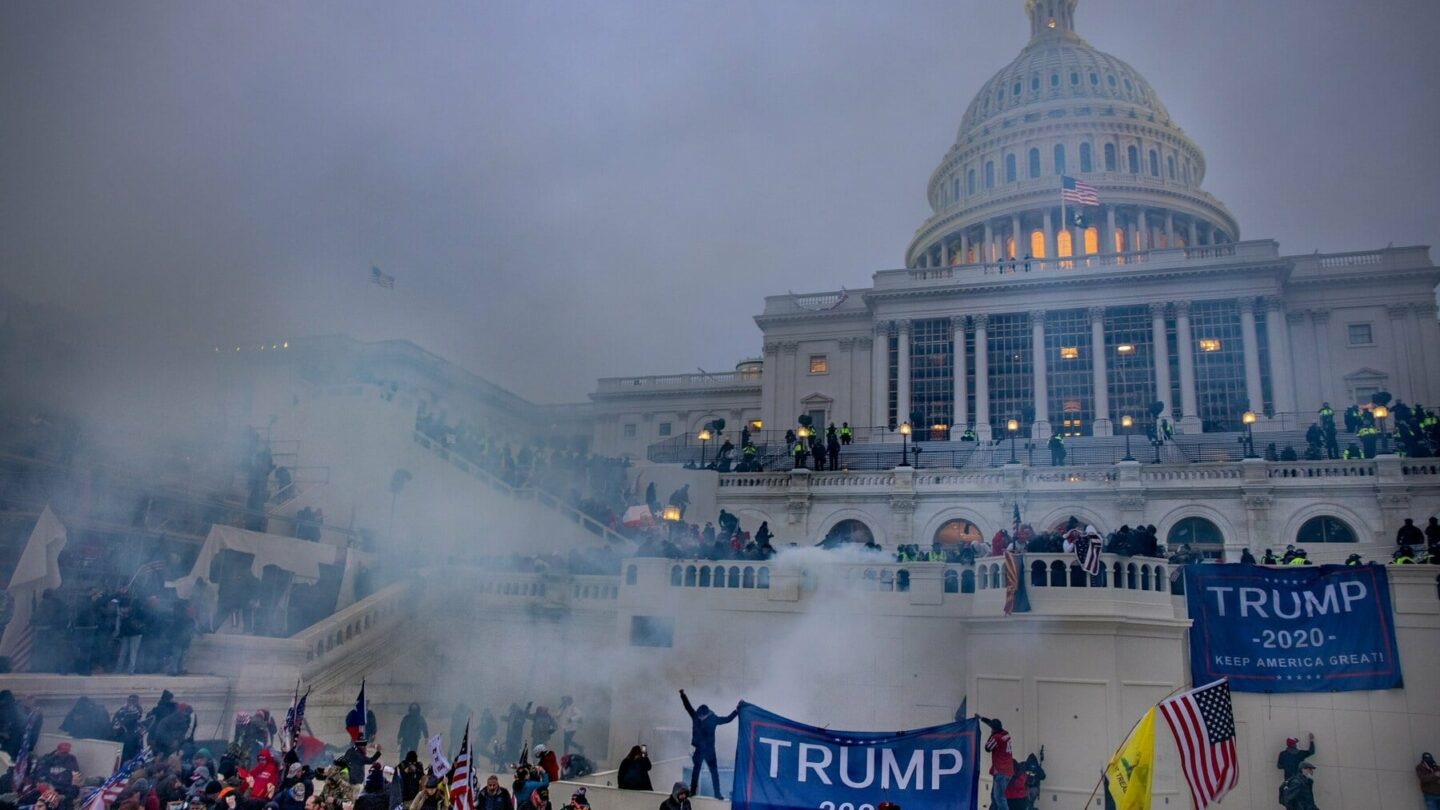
[{"xmin": 590, "ymin": 0, "xmax": 1440, "ymax": 562}]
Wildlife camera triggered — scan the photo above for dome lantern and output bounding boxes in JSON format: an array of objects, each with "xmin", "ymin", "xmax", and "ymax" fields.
[{"xmin": 1025, "ymin": 0, "xmax": 1078, "ymax": 42}]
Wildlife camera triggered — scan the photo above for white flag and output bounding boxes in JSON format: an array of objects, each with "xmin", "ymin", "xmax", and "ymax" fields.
[{"xmin": 429, "ymin": 734, "xmax": 451, "ymax": 776}]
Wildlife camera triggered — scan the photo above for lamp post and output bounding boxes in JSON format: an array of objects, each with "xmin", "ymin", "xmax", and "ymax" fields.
[
  {"xmin": 1007, "ymin": 418, "xmax": 1019, "ymax": 464},
  {"xmin": 1241, "ymin": 410, "xmax": 1257, "ymax": 458},
  {"xmin": 899, "ymin": 421, "xmax": 912, "ymax": 467},
  {"xmin": 1121, "ymin": 415, "xmax": 1135, "ymax": 461},
  {"xmin": 1373, "ymin": 405, "xmax": 1390, "ymax": 454},
  {"xmin": 698, "ymin": 428, "xmax": 713, "ymax": 468},
  {"xmin": 661, "ymin": 504, "xmax": 681, "ymax": 540}
]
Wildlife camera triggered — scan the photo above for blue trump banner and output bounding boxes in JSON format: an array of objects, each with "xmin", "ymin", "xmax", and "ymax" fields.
[
  {"xmin": 731, "ymin": 703, "xmax": 979, "ymax": 810},
  {"xmin": 1185, "ymin": 564, "xmax": 1402, "ymax": 693}
]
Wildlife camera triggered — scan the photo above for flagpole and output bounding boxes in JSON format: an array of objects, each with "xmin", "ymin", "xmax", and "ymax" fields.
[
  {"xmin": 1059, "ymin": 176, "xmax": 1067, "ymax": 262},
  {"xmin": 1078, "ymin": 681, "xmax": 1191, "ymax": 810}
]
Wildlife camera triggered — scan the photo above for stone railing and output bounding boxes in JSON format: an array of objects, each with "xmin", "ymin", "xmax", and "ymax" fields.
[
  {"xmin": 595, "ymin": 371, "xmax": 758, "ymax": 391},
  {"xmin": 717, "ymin": 473, "xmax": 791, "ymax": 489},
  {"xmin": 1141, "ymin": 466, "xmax": 1244, "ymax": 481},
  {"xmin": 296, "ymin": 581, "xmax": 413, "ymax": 665},
  {"xmin": 1265, "ymin": 460, "xmax": 1377, "ymax": 479}
]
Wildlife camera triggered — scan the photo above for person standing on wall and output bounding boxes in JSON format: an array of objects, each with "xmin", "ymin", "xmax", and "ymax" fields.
[{"xmin": 980, "ymin": 717, "xmax": 1014, "ymax": 810}]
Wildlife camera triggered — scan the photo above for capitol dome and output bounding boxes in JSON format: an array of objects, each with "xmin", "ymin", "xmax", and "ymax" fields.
[{"xmin": 905, "ymin": 0, "xmax": 1239, "ymax": 269}]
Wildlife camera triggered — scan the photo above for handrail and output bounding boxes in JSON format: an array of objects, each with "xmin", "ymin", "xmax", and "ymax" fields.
[{"xmin": 411, "ymin": 432, "xmax": 628, "ymax": 546}]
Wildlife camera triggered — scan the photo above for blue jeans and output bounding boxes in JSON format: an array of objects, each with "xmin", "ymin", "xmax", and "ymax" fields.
[
  {"xmin": 116, "ymin": 635, "xmax": 141, "ymax": 674},
  {"xmin": 1423, "ymin": 794, "xmax": 1440, "ymax": 810},
  {"xmin": 990, "ymin": 774, "xmax": 1010, "ymax": 810}
]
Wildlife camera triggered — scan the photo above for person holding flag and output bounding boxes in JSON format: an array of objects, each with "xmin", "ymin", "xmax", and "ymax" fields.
[{"xmin": 449, "ymin": 722, "xmax": 474, "ymax": 810}]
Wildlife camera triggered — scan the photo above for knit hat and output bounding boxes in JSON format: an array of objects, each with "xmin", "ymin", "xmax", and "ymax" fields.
[{"xmin": 1285, "ymin": 737, "xmax": 1298, "ymax": 746}]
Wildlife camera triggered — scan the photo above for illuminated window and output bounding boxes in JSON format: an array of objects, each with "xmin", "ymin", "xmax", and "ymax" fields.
[
  {"xmin": 1084, "ymin": 226, "xmax": 1099, "ymax": 254},
  {"xmin": 1047, "ymin": 17, "xmax": 1056, "ymax": 28},
  {"xmin": 1060, "ymin": 347, "xmax": 1079, "ymax": 360},
  {"xmin": 1030, "ymin": 230, "xmax": 1046, "ymax": 259},
  {"xmin": 1198, "ymin": 338, "xmax": 1221, "ymax": 353},
  {"xmin": 1057, "ymin": 229, "xmax": 1073, "ymax": 258},
  {"xmin": 1113, "ymin": 228, "xmax": 1125, "ymax": 253},
  {"xmin": 809, "ymin": 355, "xmax": 829, "ymax": 374}
]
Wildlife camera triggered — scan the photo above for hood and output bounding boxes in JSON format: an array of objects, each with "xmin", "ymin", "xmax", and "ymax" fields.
[
  {"xmin": 671, "ymin": 783, "xmax": 689, "ymax": 801},
  {"xmin": 696, "ymin": 705, "xmax": 712, "ymax": 720}
]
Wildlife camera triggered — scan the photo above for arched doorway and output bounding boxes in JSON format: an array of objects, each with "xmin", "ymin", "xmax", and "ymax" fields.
[
  {"xmin": 821, "ymin": 519, "xmax": 874, "ymax": 548},
  {"xmin": 1166, "ymin": 517, "xmax": 1224, "ymax": 559},
  {"xmin": 934, "ymin": 519, "xmax": 983, "ymax": 547},
  {"xmin": 1296, "ymin": 516, "xmax": 1356, "ymax": 544}
]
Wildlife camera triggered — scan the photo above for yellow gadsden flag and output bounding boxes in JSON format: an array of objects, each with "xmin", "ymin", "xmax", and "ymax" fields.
[{"xmin": 1105, "ymin": 707, "xmax": 1156, "ymax": 810}]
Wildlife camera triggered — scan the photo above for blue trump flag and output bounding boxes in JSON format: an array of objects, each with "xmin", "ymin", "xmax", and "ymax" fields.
[
  {"xmin": 731, "ymin": 702, "xmax": 979, "ymax": 810},
  {"xmin": 1184, "ymin": 564, "xmax": 1402, "ymax": 693}
]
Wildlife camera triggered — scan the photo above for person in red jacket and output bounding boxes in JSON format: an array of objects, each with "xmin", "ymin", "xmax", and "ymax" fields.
[
  {"xmin": 1003, "ymin": 769, "xmax": 1028, "ymax": 810},
  {"xmin": 981, "ymin": 717, "xmax": 1014, "ymax": 810},
  {"xmin": 249, "ymin": 748, "xmax": 280, "ymax": 800},
  {"xmin": 533, "ymin": 745, "xmax": 560, "ymax": 783}
]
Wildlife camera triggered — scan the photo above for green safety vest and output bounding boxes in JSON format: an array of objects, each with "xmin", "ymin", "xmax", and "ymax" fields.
[
  {"xmin": 840, "ymin": 427, "xmax": 853, "ymax": 438},
  {"xmin": 1287, "ymin": 557, "xmax": 1307, "ymax": 566},
  {"xmin": 793, "ymin": 442, "xmax": 806, "ymax": 456}
]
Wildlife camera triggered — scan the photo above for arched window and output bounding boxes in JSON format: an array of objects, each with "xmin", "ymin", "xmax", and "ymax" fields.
[
  {"xmin": 1297, "ymin": 516, "xmax": 1356, "ymax": 543},
  {"xmin": 985, "ymin": 161, "xmax": 995, "ymax": 189},
  {"xmin": 698, "ymin": 566, "xmax": 711, "ymax": 587},
  {"xmin": 1126, "ymin": 563, "xmax": 1138, "ymax": 590},
  {"xmin": 728, "ymin": 566, "xmax": 741, "ymax": 588},
  {"xmin": 1140, "ymin": 565, "xmax": 1152, "ymax": 591},
  {"xmin": 1127, "ymin": 145, "xmax": 1139, "ymax": 174},
  {"xmin": 968, "ymin": 169, "xmax": 976, "ymax": 195},
  {"xmin": 1070, "ymin": 563, "xmax": 1088, "ymax": 587},
  {"xmin": 961, "ymin": 570, "xmax": 976, "ymax": 593},
  {"xmin": 1030, "ymin": 230, "xmax": 1046, "ymax": 259},
  {"xmin": 1031, "ymin": 75, "xmax": 1040, "ymax": 92},
  {"xmin": 684, "ymin": 565, "xmax": 697, "ymax": 586},
  {"xmin": 1057, "ymin": 229, "xmax": 1073, "ymax": 257},
  {"xmin": 1167, "ymin": 155, "xmax": 1176, "ymax": 179},
  {"xmin": 1104, "ymin": 143, "xmax": 1117, "ymax": 172},
  {"xmin": 1079, "ymin": 143, "xmax": 1093, "ymax": 173},
  {"xmin": 823, "ymin": 519, "xmax": 874, "ymax": 546},
  {"xmin": 1108, "ymin": 74, "xmax": 1117, "ymax": 87},
  {"xmin": 1084, "ymin": 226, "xmax": 1099, "ymax": 254},
  {"xmin": 743, "ymin": 567, "xmax": 756, "ymax": 588},
  {"xmin": 1013, "ymin": 81, "xmax": 1022, "ymax": 97},
  {"xmin": 1050, "ymin": 72, "xmax": 1060, "ymax": 87},
  {"xmin": 757, "ymin": 567, "xmax": 771, "ymax": 589},
  {"xmin": 1167, "ymin": 517, "xmax": 1225, "ymax": 558},
  {"xmin": 997, "ymin": 88, "xmax": 1005, "ymax": 102},
  {"xmin": 670, "ymin": 565, "xmax": 682, "ymax": 586},
  {"xmin": 1148, "ymin": 149, "xmax": 1160, "ymax": 176},
  {"xmin": 897, "ymin": 570, "xmax": 911, "ymax": 592},
  {"xmin": 1050, "ymin": 560, "xmax": 1068, "ymax": 587},
  {"xmin": 1089, "ymin": 72, "xmax": 1099, "ymax": 86},
  {"xmin": 1028, "ymin": 148, "xmax": 1041, "ymax": 179},
  {"xmin": 626, "ymin": 565, "xmax": 638, "ymax": 586},
  {"xmin": 1053, "ymin": 144, "xmax": 1066, "ymax": 175},
  {"xmin": 1070, "ymin": 71, "xmax": 1080, "ymax": 86},
  {"xmin": 1031, "ymin": 559, "xmax": 1048, "ymax": 587},
  {"xmin": 1006, "ymin": 154, "xmax": 1017, "ymax": 183},
  {"xmin": 934, "ymin": 519, "xmax": 983, "ymax": 547},
  {"xmin": 944, "ymin": 569, "xmax": 959, "ymax": 593}
]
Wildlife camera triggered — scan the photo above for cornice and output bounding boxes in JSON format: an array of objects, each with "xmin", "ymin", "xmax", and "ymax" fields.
[{"xmin": 863, "ymin": 260, "xmax": 1289, "ymax": 303}]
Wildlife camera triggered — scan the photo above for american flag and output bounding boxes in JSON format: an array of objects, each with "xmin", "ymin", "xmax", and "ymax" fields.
[
  {"xmin": 449, "ymin": 722, "xmax": 473, "ymax": 810},
  {"xmin": 1076, "ymin": 534, "xmax": 1101, "ymax": 577},
  {"xmin": 370, "ymin": 266, "xmax": 396, "ymax": 289},
  {"xmin": 82, "ymin": 749, "xmax": 152, "ymax": 810},
  {"xmin": 9, "ymin": 594, "xmax": 35, "ymax": 672},
  {"xmin": 283, "ymin": 688, "xmax": 309, "ymax": 751},
  {"xmin": 13, "ymin": 708, "xmax": 40, "ymax": 788},
  {"xmin": 1061, "ymin": 175, "xmax": 1100, "ymax": 206},
  {"xmin": 1158, "ymin": 680, "xmax": 1239, "ymax": 810}
]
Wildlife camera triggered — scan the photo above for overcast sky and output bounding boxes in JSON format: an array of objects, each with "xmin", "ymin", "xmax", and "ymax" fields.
[{"xmin": 3, "ymin": 0, "xmax": 1438, "ymax": 404}]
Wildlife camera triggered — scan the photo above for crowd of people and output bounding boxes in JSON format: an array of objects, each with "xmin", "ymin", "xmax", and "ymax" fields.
[
  {"xmin": 1294, "ymin": 399, "xmax": 1440, "ymax": 461},
  {"xmin": 630, "ymin": 509, "xmax": 777, "ymax": 562}
]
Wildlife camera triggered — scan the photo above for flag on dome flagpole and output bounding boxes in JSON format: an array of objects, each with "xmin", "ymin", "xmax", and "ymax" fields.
[
  {"xmin": 449, "ymin": 722, "xmax": 473, "ymax": 810},
  {"xmin": 1158, "ymin": 680, "xmax": 1239, "ymax": 810},
  {"xmin": 1061, "ymin": 175, "xmax": 1100, "ymax": 206}
]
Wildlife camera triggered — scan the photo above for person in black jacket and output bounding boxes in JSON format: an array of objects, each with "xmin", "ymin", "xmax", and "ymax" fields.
[
  {"xmin": 398, "ymin": 704, "xmax": 429, "ymax": 757},
  {"xmin": 617, "ymin": 746, "xmax": 652, "ymax": 791},
  {"xmin": 658, "ymin": 783, "xmax": 691, "ymax": 810},
  {"xmin": 478, "ymin": 775, "xmax": 514, "ymax": 810},
  {"xmin": 1281, "ymin": 762, "xmax": 1319, "ymax": 810},
  {"xmin": 1278, "ymin": 734, "xmax": 1316, "ymax": 781},
  {"xmin": 344, "ymin": 741, "xmax": 383, "ymax": 784},
  {"xmin": 353, "ymin": 768, "xmax": 389, "ymax": 810},
  {"xmin": 679, "ymin": 690, "xmax": 737, "ymax": 799}
]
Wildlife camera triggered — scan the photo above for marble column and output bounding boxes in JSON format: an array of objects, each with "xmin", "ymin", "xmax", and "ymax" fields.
[
  {"xmin": 1387, "ymin": 304, "xmax": 1414, "ymax": 396},
  {"xmin": 762, "ymin": 341, "xmax": 780, "ymax": 433},
  {"xmin": 1164, "ymin": 212, "xmax": 1175, "ymax": 247},
  {"xmin": 1311, "ymin": 309, "xmax": 1333, "ymax": 404},
  {"xmin": 1175, "ymin": 301, "xmax": 1201, "ymax": 431},
  {"xmin": 940, "ymin": 241, "xmax": 950, "ymax": 266},
  {"xmin": 1011, "ymin": 214, "xmax": 1022, "ymax": 260},
  {"xmin": 1263, "ymin": 297, "xmax": 1296, "ymax": 420},
  {"xmin": 1149, "ymin": 302, "xmax": 1172, "ymax": 417},
  {"xmin": 1238, "ymin": 298, "xmax": 1264, "ymax": 415},
  {"xmin": 1089, "ymin": 306, "xmax": 1112, "ymax": 436},
  {"xmin": 983, "ymin": 222, "xmax": 994, "ymax": 263},
  {"xmin": 1105, "ymin": 207, "xmax": 1117, "ymax": 255},
  {"xmin": 974, "ymin": 314, "xmax": 991, "ymax": 440},
  {"xmin": 960, "ymin": 231, "xmax": 970, "ymax": 264},
  {"xmin": 1042, "ymin": 209, "xmax": 1055, "ymax": 260},
  {"xmin": 1031, "ymin": 311, "xmax": 1050, "ymax": 438},
  {"xmin": 896, "ymin": 320, "xmax": 912, "ymax": 426},
  {"xmin": 871, "ymin": 322, "xmax": 890, "ymax": 431},
  {"xmin": 951, "ymin": 316, "xmax": 968, "ymax": 437},
  {"xmin": 1186, "ymin": 218, "xmax": 1197, "ymax": 248}
]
